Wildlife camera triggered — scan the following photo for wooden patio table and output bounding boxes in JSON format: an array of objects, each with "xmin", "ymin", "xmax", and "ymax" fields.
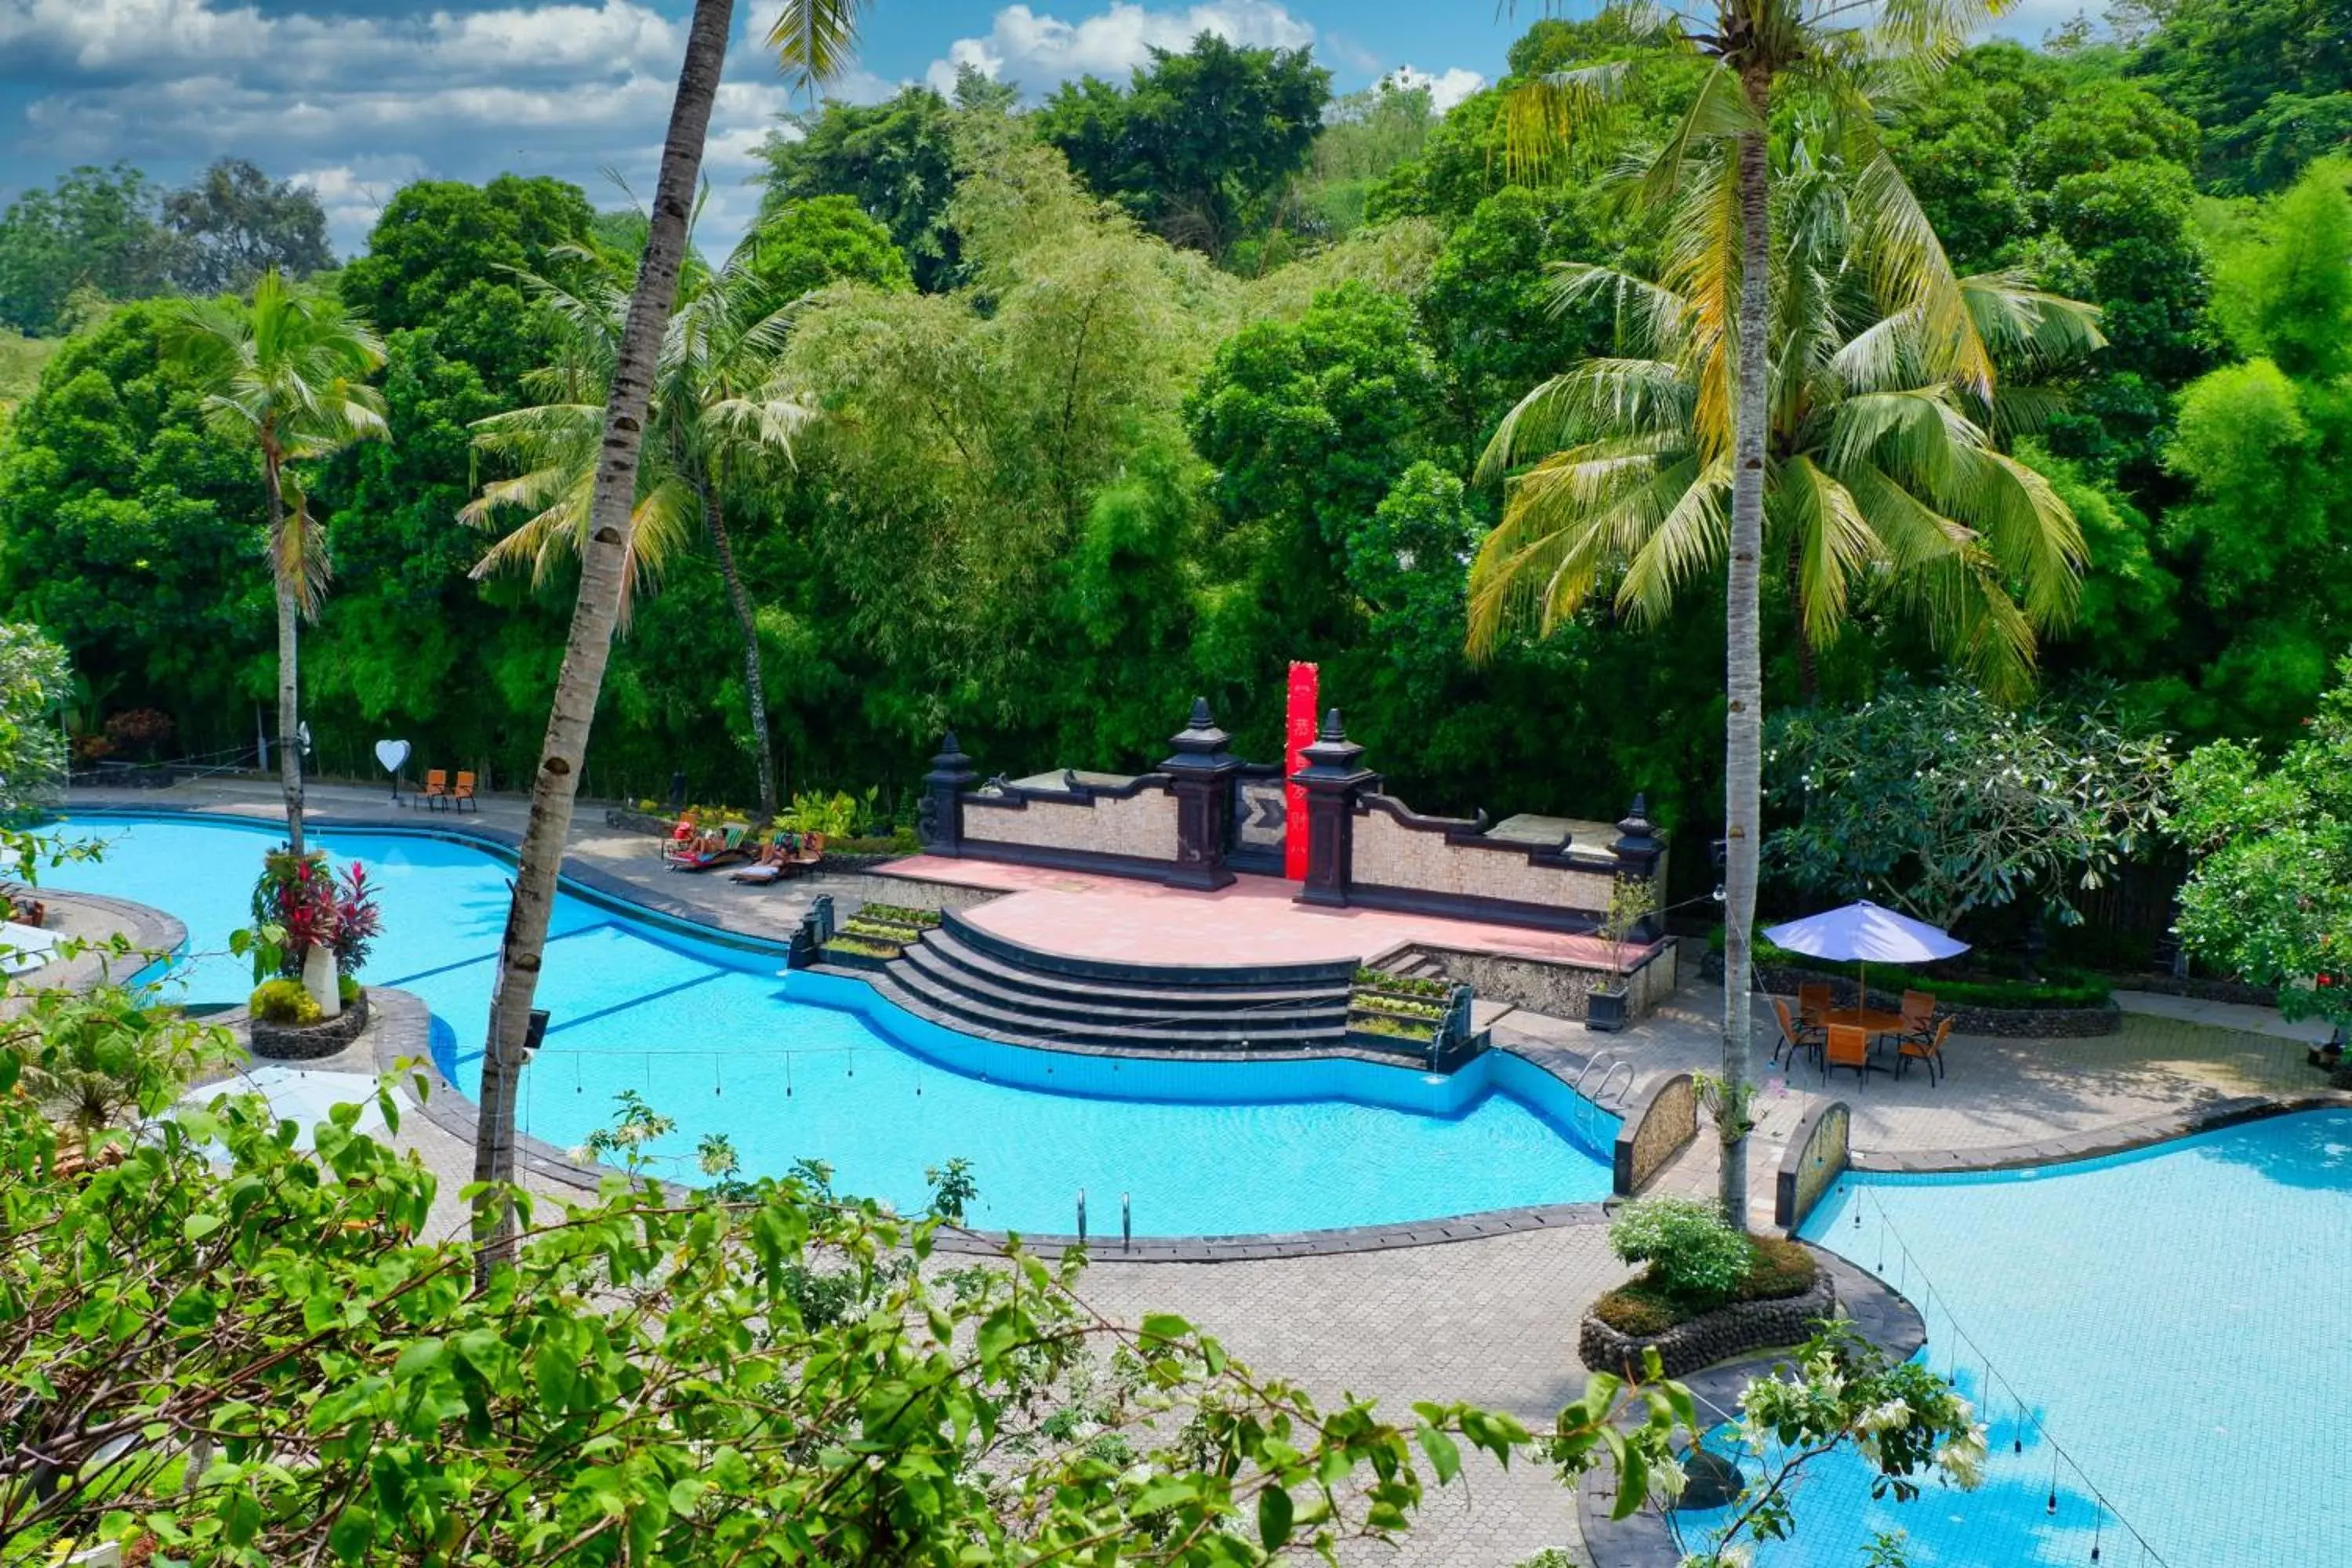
[{"xmin": 1820, "ymin": 1006, "xmax": 1907, "ymax": 1034}]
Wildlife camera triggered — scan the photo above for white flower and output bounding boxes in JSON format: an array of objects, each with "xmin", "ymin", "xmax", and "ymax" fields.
[{"xmin": 1857, "ymin": 1397, "xmax": 1915, "ymax": 1435}]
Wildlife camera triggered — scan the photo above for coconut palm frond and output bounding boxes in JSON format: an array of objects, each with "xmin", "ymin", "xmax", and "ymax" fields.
[
  {"xmin": 271, "ymin": 471, "xmax": 332, "ymax": 621},
  {"xmin": 1500, "ymin": 60, "xmax": 1639, "ymax": 184},
  {"xmin": 1775, "ymin": 453, "xmax": 1878, "ymax": 647},
  {"xmin": 1850, "ymin": 151, "xmax": 1994, "ymax": 398},
  {"xmin": 768, "ymin": 0, "xmax": 876, "ymax": 107},
  {"xmin": 1610, "ymin": 456, "xmax": 1733, "ymax": 627},
  {"xmin": 1637, "ymin": 64, "xmax": 1766, "ymax": 208}
]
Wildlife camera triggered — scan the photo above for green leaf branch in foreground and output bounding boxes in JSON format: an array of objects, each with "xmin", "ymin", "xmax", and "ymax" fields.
[{"xmin": 0, "ymin": 1055, "xmax": 1657, "ymax": 1565}]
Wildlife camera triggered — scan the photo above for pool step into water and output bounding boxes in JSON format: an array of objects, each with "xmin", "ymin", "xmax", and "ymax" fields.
[{"xmin": 872, "ymin": 916, "xmax": 1354, "ymax": 1054}]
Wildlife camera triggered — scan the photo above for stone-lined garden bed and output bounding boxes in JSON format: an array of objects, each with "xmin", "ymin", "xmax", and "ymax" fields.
[
  {"xmin": 251, "ymin": 990, "xmax": 371, "ymax": 1060},
  {"xmin": 1578, "ymin": 1265, "xmax": 1838, "ymax": 1381},
  {"xmin": 1702, "ymin": 953, "xmax": 2122, "ymax": 1037}
]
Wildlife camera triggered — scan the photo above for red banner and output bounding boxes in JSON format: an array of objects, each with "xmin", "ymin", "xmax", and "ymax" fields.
[{"xmin": 1284, "ymin": 661, "xmax": 1319, "ymax": 881}]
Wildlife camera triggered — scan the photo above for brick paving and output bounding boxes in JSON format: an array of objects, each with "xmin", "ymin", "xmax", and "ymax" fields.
[{"xmin": 63, "ymin": 776, "xmax": 2352, "ymax": 1566}]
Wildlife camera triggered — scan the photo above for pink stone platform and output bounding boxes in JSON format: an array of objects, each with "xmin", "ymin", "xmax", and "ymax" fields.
[{"xmin": 877, "ymin": 855, "xmax": 1621, "ymax": 970}]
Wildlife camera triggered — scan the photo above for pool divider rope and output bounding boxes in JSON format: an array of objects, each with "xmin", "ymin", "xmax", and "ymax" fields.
[{"xmin": 1844, "ymin": 1182, "xmax": 2176, "ymax": 1567}]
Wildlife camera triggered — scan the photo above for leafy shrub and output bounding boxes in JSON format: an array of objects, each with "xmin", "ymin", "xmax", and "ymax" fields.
[
  {"xmin": 103, "ymin": 707, "xmax": 176, "ymax": 758},
  {"xmin": 337, "ymin": 974, "xmax": 361, "ymax": 1005},
  {"xmin": 1592, "ymin": 1234, "xmax": 1820, "ymax": 1334},
  {"xmin": 822, "ymin": 935, "xmax": 904, "ymax": 960},
  {"xmin": 248, "ymin": 851, "xmax": 383, "ymax": 980},
  {"xmin": 1351, "ymin": 991, "xmax": 1443, "ymax": 1021},
  {"xmin": 1711, "ymin": 929, "xmax": 2113, "ymax": 1009},
  {"xmin": 1606, "ymin": 1197, "xmax": 1751, "ymax": 1305},
  {"xmin": 855, "ymin": 903, "xmax": 942, "ymax": 928},
  {"xmin": 1352, "ymin": 967, "xmax": 1450, "ymax": 998},
  {"xmin": 1349, "ymin": 1011, "xmax": 1435, "ymax": 1042},
  {"xmin": 249, "ymin": 978, "xmax": 321, "ymax": 1026}
]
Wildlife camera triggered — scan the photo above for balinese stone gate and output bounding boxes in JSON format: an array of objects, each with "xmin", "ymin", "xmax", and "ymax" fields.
[{"xmin": 916, "ymin": 700, "xmax": 1668, "ymax": 936}]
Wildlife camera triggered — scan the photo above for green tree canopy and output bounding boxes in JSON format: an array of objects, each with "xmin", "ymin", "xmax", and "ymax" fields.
[
  {"xmin": 0, "ymin": 164, "xmax": 177, "ymax": 336},
  {"xmin": 159, "ymin": 158, "xmax": 335, "ymax": 298},
  {"xmin": 1040, "ymin": 32, "xmax": 1333, "ymax": 256},
  {"xmin": 757, "ymin": 85, "xmax": 964, "ymax": 291}
]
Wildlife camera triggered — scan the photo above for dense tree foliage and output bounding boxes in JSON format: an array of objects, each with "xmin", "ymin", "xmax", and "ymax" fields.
[
  {"xmin": 1040, "ymin": 33, "xmax": 1332, "ymax": 257},
  {"xmin": 0, "ymin": 13, "xmax": 2345, "ymax": 912},
  {"xmin": 0, "ymin": 158, "xmax": 332, "ymax": 336}
]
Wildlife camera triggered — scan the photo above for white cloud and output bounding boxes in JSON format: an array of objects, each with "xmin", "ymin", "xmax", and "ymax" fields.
[
  {"xmin": 923, "ymin": 1, "xmax": 1316, "ymax": 96},
  {"xmin": 1384, "ymin": 64, "xmax": 1485, "ymax": 114},
  {"xmin": 0, "ymin": 0, "xmax": 794, "ymax": 255}
]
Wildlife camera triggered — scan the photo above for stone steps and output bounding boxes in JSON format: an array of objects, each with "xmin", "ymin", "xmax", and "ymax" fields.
[{"xmin": 877, "ymin": 915, "xmax": 1355, "ymax": 1054}]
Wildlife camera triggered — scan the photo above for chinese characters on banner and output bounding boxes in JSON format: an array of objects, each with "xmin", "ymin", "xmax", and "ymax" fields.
[{"xmin": 1284, "ymin": 661, "xmax": 1319, "ymax": 880}]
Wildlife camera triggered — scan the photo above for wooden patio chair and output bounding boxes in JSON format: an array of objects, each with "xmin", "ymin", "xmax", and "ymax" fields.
[
  {"xmin": 789, "ymin": 831, "xmax": 826, "ymax": 869},
  {"xmin": 1771, "ymin": 996, "xmax": 1822, "ymax": 1069},
  {"xmin": 1899, "ymin": 989, "xmax": 1937, "ymax": 1044},
  {"xmin": 452, "ymin": 770, "xmax": 479, "ymax": 812},
  {"xmin": 1823, "ymin": 1023, "xmax": 1876, "ymax": 1087},
  {"xmin": 420, "ymin": 769, "xmax": 448, "ymax": 811},
  {"xmin": 1797, "ymin": 981, "xmax": 1834, "ymax": 1029},
  {"xmin": 1898, "ymin": 1016, "xmax": 1954, "ymax": 1086}
]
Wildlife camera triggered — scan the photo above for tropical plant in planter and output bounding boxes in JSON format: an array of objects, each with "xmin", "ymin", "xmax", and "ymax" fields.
[
  {"xmin": 1587, "ymin": 877, "xmax": 1661, "ymax": 1033},
  {"xmin": 243, "ymin": 849, "xmax": 383, "ymax": 1018}
]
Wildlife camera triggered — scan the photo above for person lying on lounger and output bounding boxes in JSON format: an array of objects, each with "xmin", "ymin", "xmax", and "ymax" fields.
[{"xmin": 731, "ymin": 836, "xmax": 795, "ymax": 884}]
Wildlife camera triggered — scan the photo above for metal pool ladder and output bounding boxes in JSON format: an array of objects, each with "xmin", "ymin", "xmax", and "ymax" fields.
[{"xmin": 1569, "ymin": 1056, "xmax": 1636, "ymax": 1143}]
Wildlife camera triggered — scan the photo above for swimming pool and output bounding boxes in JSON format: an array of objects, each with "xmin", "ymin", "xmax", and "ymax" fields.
[
  {"xmin": 49, "ymin": 812, "xmax": 1618, "ymax": 1234},
  {"xmin": 1678, "ymin": 1109, "xmax": 2352, "ymax": 1566}
]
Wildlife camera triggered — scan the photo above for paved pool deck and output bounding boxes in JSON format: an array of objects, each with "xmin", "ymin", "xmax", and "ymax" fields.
[
  {"xmin": 55, "ymin": 776, "xmax": 2352, "ymax": 1566},
  {"xmin": 882, "ymin": 852, "xmax": 1625, "ymax": 968}
]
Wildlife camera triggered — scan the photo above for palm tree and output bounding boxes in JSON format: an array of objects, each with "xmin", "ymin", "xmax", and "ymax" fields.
[
  {"xmin": 163, "ymin": 269, "xmax": 387, "ymax": 858},
  {"xmin": 469, "ymin": 0, "xmax": 873, "ymax": 1267},
  {"xmin": 1471, "ymin": 143, "xmax": 2102, "ymax": 698},
  {"xmin": 462, "ymin": 245, "xmax": 811, "ymax": 820},
  {"xmin": 1501, "ymin": 0, "xmax": 2013, "ymax": 1228}
]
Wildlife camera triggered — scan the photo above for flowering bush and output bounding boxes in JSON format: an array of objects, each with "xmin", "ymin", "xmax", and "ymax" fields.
[
  {"xmin": 102, "ymin": 707, "xmax": 176, "ymax": 759},
  {"xmin": 1607, "ymin": 1196, "xmax": 1751, "ymax": 1305},
  {"xmin": 248, "ymin": 850, "xmax": 383, "ymax": 980}
]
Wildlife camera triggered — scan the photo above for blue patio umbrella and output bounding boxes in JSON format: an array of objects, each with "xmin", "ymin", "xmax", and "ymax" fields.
[{"xmin": 1762, "ymin": 900, "xmax": 1969, "ymax": 1010}]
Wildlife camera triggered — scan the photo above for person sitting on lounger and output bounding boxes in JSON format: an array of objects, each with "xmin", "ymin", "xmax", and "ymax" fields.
[{"xmin": 731, "ymin": 837, "xmax": 793, "ymax": 884}]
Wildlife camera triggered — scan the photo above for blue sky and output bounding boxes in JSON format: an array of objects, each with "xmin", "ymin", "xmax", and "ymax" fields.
[{"xmin": 0, "ymin": 0, "xmax": 2074, "ymax": 259}]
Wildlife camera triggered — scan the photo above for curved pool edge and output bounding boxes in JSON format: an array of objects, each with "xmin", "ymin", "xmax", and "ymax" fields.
[
  {"xmin": 1573, "ymin": 1246, "xmax": 1929, "ymax": 1568},
  {"xmin": 1846, "ymin": 1088, "xmax": 2352, "ymax": 1184},
  {"xmin": 364, "ymin": 985, "xmax": 1621, "ymax": 1259}
]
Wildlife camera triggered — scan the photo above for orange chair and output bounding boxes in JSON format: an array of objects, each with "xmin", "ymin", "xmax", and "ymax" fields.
[
  {"xmin": 1797, "ymin": 982, "xmax": 1834, "ymax": 1029},
  {"xmin": 1771, "ymin": 996, "xmax": 1821, "ymax": 1069},
  {"xmin": 1899, "ymin": 989, "xmax": 1937, "ymax": 1043},
  {"xmin": 452, "ymin": 770, "xmax": 479, "ymax": 812},
  {"xmin": 420, "ymin": 769, "xmax": 448, "ymax": 811},
  {"xmin": 1823, "ymin": 1024, "xmax": 1876, "ymax": 1087},
  {"xmin": 1898, "ymin": 1016, "xmax": 1954, "ymax": 1085}
]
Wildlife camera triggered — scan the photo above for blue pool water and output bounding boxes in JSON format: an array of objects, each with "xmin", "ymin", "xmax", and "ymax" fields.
[
  {"xmin": 47, "ymin": 813, "xmax": 1617, "ymax": 1233},
  {"xmin": 1678, "ymin": 1110, "xmax": 2352, "ymax": 1566}
]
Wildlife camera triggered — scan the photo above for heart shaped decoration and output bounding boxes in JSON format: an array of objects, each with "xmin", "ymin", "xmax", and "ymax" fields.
[{"xmin": 374, "ymin": 738, "xmax": 412, "ymax": 775}]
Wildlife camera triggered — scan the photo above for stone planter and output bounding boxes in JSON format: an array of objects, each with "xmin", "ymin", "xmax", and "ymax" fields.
[
  {"xmin": 1585, "ymin": 986, "xmax": 1630, "ymax": 1033},
  {"xmin": 819, "ymin": 942, "xmax": 900, "ymax": 973},
  {"xmin": 1577, "ymin": 1266, "xmax": 1838, "ymax": 1381},
  {"xmin": 251, "ymin": 989, "xmax": 372, "ymax": 1061}
]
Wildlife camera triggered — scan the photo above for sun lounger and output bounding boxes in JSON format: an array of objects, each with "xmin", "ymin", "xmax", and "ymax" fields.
[
  {"xmin": 666, "ymin": 824, "xmax": 750, "ymax": 871},
  {"xmin": 730, "ymin": 837, "xmax": 794, "ymax": 884},
  {"xmin": 789, "ymin": 830, "xmax": 826, "ymax": 870}
]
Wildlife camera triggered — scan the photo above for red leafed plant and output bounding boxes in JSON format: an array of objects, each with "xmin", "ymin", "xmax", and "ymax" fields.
[{"xmin": 249, "ymin": 851, "xmax": 382, "ymax": 980}]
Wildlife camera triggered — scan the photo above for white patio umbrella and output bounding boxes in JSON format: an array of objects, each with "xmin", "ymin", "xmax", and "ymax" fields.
[{"xmin": 1762, "ymin": 900, "xmax": 1967, "ymax": 1010}]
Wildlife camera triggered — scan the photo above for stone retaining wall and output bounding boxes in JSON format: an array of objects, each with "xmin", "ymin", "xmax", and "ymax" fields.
[
  {"xmin": 1704, "ymin": 953, "xmax": 2124, "ymax": 1037},
  {"xmin": 1401, "ymin": 938, "xmax": 1676, "ymax": 1022},
  {"xmin": 1351, "ymin": 803, "xmax": 1622, "ymax": 914},
  {"xmin": 1776, "ymin": 1099, "xmax": 1850, "ymax": 1232},
  {"xmin": 251, "ymin": 989, "xmax": 372, "ymax": 1060},
  {"xmin": 963, "ymin": 784, "xmax": 1178, "ymax": 862},
  {"xmin": 1613, "ymin": 1073, "xmax": 1697, "ymax": 1196},
  {"xmin": 1577, "ymin": 1266, "xmax": 1838, "ymax": 1381}
]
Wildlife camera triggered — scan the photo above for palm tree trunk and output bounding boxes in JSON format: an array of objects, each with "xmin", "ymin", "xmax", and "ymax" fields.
[
  {"xmin": 265, "ymin": 456, "xmax": 305, "ymax": 858},
  {"xmin": 470, "ymin": 0, "xmax": 739, "ymax": 1271},
  {"xmin": 702, "ymin": 485, "xmax": 779, "ymax": 822},
  {"xmin": 1719, "ymin": 90, "xmax": 1773, "ymax": 1232}
]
